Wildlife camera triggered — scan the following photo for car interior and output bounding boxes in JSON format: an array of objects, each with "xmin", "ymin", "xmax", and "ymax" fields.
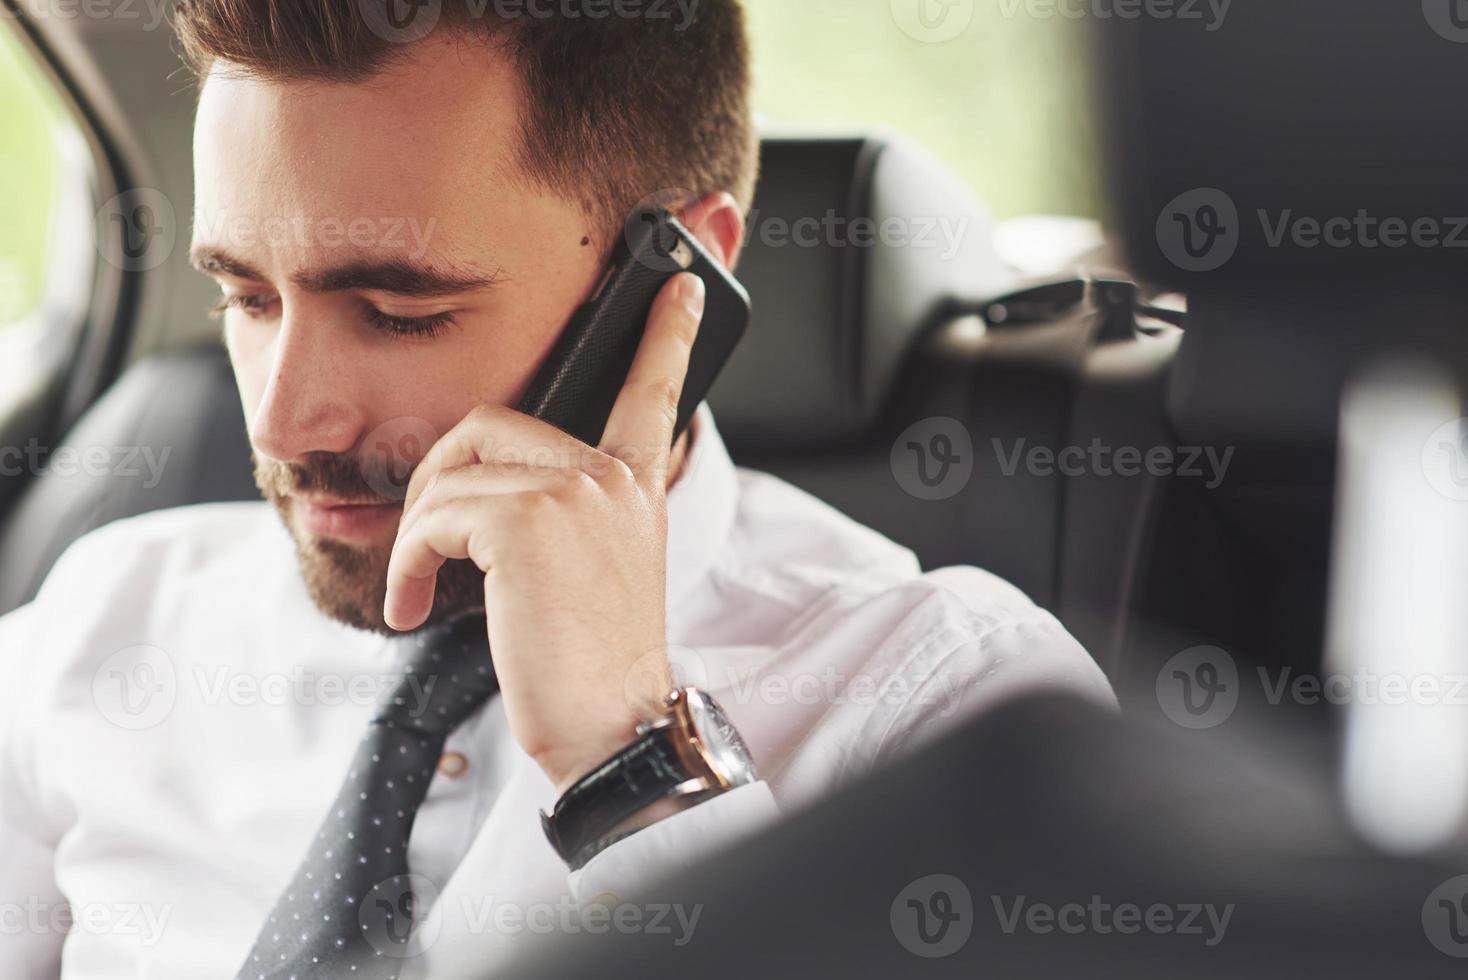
[{"xmin": 3, "ymin": 0, "xmax": 1467, "ymax": 976}]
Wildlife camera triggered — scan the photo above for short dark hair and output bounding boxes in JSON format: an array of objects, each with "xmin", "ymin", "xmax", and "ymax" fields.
[{"xmin": 173, "ymin": 0, "xmax": 758, "ymax": 243}]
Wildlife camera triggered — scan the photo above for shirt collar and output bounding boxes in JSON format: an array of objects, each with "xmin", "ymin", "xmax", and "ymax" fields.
[{"xmin": 665, "ymin": 402, "xmax": 739, "ymax": 613}]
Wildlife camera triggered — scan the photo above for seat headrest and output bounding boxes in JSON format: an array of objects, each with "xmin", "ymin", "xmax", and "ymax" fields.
[
  {"xmin": 1094, "ymin": 2, "xmax": 1468, "ymax": 292},
  {"xmin": 1168, "ymin": 286, "xmax": 1468, "ymax": 451},
  {"xmin": 707, "ymin": 136, "xmax": 1007, "ymax": 450}
]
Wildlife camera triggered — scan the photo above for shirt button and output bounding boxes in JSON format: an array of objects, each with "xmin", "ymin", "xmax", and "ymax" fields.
[{"xmin": 438, "ymin": 751, "xmax": 470, "ymax": 779}]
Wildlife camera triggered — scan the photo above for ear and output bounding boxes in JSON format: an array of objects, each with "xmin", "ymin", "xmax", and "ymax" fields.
[{"xmin": 676, "ymin": 191, "xmax": 746, "ymax": 271}]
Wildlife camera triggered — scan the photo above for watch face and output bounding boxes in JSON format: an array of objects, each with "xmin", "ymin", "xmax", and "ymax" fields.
[{"xmin": 683, "ymin": 689, "xmax": 757, "ymax": 787}]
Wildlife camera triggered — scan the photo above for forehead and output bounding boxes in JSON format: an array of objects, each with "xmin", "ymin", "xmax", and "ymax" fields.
[{"xmin": 192, "ymin": 35, "xmax": 526, "ymax": 237}]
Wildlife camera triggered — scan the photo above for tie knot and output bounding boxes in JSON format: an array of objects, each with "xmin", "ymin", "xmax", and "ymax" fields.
[{"xmin": 375, "ymin": 610, "xmax": 499, "ymax": 735}]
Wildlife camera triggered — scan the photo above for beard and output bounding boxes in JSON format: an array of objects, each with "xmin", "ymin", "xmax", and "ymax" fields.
[{"xmin": 252, "ymin": 448, "xmax": 485, "ymax": 636}]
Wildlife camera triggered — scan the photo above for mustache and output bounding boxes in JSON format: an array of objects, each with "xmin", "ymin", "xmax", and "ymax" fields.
[{"xmin": 253, "ymin": 448, "xmax": 414, "ymax": 505}]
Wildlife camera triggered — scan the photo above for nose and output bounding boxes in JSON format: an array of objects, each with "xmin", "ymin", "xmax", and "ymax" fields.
[{"xmin": 246, "ymin": 305, "xmax": 368, "ymax": 463}]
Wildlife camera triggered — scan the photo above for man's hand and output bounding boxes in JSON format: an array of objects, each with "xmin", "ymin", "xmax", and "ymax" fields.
[{"xmin": 382, "ymin": 272, "xmax": 707, "ymax": 794}]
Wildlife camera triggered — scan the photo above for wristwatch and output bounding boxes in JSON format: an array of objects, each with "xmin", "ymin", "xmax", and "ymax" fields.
[{"xmin": 540, "ymin": 687, "xmax": 757, "ymax": 870}]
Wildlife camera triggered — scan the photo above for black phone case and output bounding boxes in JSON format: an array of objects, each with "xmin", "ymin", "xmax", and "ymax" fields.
[{"xmin": 513, "ymin": 209, "xmax": 750, "ymax": 447}]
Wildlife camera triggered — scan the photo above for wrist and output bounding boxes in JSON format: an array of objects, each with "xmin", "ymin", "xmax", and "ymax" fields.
[
  {"xmin": 539, "ymin": 687, "xmax": 757, "ymax": 869},
  {"xmin": 540, "ymin": 671, "xmax": 674, "ymax": 793},
  {"xmin": 540, "ymin": 736, "xmax": 637, "ymax": 797},
  {"xmin": 539, "ymin": 707, "xmax": 671, "ymax": 795},
  {"xmin": 538, "ymin": 654, "xmax": 674, "ymax": 794}
]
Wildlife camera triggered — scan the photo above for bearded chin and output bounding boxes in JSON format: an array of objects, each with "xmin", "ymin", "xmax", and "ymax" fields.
[
  {"xmin": 291, "ymin": 533, "xmax": 486, "ymax": 636},
  {"xmin": 266, "ymin": 496, "xmax": 484, "ymax": 637},
  {"xmin": 253, "ymin": 450, "xmax": 486, "ymax": 635}
]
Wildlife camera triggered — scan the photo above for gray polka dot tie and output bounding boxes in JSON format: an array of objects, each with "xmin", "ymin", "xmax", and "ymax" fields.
[{"xmin": 236, "ymin": 611, "xmax": 499, "ymax": 980}]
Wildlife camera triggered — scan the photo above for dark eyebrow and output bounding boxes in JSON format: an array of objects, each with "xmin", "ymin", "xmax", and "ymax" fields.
[
  {"xmin": 188, "ymin": 246, "xmax": 503, "ymax": 298},
  {"xmin": 190, "ymin": 246, "xmax": 263, "ymax": 282}
]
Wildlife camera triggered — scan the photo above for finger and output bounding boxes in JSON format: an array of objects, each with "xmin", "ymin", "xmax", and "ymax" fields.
[
  {"xmin": 384, "ymin": 467, "xmax": 566, "ymax": 630},
  {"xmin": 398, "ymin": 403, "xmax": 591, "ymax": 520},
  {"xmin": 396, "ymin": 462, "xmax": 567, "ymax": 541},
  {"xmin": 599, "ymin": 271, "xmax": 705, "ymax": 482},
  {"xmin": 384, "ymin": 496, "xmax": 486, "ymax": 631}
]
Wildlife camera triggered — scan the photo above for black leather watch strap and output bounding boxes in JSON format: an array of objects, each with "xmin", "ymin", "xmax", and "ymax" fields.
[
  {"xmin": 565, "ymin": 827, "xmax": 646, "ymax": 871},
  {"xmin": 541, "ymin": 724, "xmax": 698, "ymax": 869}
]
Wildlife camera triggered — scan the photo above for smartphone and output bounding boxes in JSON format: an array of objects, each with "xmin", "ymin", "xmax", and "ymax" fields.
[{"xmin": 513, "ymin": 208, "xmax": 751, "ymax": 448}]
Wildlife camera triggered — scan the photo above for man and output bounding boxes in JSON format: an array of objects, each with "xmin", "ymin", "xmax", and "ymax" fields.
[{"xmin": 0, "ymin": 2, "xmax": 1114, "ymax": 977}]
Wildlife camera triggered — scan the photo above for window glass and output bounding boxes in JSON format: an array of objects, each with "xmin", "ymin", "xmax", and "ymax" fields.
[
  {"xmin": 745, "ymin": 0, "xmax": 1100, "ymax": 219},
  {"xmin": 0, "ymin": 24, "xmax": 65, "ymax": 333}
]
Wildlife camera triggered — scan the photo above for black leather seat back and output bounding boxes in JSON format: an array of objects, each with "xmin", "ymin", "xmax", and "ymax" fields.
[{"xmin": 0, "ymin": 347, "xmax": 255, "ymax": 613}]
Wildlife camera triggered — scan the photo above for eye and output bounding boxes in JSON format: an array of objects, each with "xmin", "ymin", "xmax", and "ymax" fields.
[
  {"xmin": 209, "ymin": 292, "xmax": 278, "ymax": 319},
  {"xmin": 364, "ymin": 305, "xmax": 458, "ymax": 340}
]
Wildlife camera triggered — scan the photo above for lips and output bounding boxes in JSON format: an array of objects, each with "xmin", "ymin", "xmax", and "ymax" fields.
[
  {"xmin": 294, "ymin": 496, "xmax": 401, "ymax": 539},
  {"xmin": 299, "ymin": 495, "xmax": 391, "ymax": 508}
]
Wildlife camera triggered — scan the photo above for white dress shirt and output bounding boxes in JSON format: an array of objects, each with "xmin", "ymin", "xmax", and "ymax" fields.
[{"xmin": 0, "ymin": 404, "xmax": 1114, "ymax": 979}]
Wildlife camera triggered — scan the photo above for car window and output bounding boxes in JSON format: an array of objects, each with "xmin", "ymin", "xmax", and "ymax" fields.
[
  {"xmin": 744, "ymin": 0, "xmax": 1100, "ymax": 219},
  {"xmin": 0, "ymin": 19, "xmax": 95, "ymax": 435},
  {"xmin": 0, "ymin": 25, "xmax": 65, "ymax": 333}
]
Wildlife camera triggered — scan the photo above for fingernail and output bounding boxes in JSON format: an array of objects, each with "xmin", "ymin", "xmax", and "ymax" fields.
[{"xmin": 678, "ymin": 273, "xmax": 706, "ymax": 316}]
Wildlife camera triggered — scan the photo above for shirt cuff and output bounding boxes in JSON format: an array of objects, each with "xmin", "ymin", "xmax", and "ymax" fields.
[{"xmin": 567, "ymin": 781, "xmax": 780, "ymax": 904}]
